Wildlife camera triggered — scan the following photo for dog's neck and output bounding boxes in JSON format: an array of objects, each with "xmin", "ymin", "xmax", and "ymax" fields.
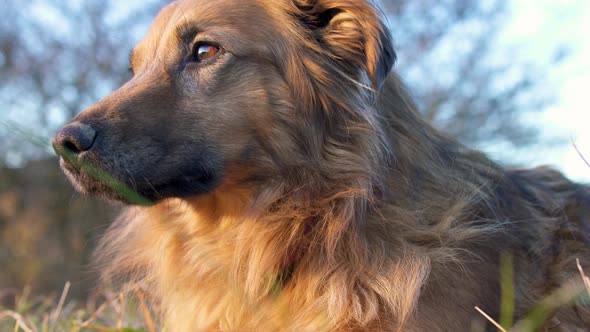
[{"xmin": 162, "ymin": 71, "xmax": 500, "ymax": 301}]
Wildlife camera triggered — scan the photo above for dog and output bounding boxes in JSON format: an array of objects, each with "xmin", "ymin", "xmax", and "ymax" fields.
[{"xmin": 52, "ymin": 0, "xmax": 590, "ymax": 330}]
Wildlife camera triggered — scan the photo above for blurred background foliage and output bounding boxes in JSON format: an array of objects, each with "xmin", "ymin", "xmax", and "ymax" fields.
[{"xmin": 0, "ymin": 0, "xmax": 567, "ymax": 298}]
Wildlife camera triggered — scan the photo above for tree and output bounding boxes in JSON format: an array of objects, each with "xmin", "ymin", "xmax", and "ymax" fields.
[
  {"xmin": 381, "ymin": 0, "xmax": 556, "ymax": 147},
  {"xmin": 0, "ymin": 0, "xmax": 167, "ymax": 167}
]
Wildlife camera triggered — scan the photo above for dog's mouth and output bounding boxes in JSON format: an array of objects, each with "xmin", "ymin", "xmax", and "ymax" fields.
[
  {"xmin": 60, "ymin": 158, "xmax": 152, "ymax": 205},
  {"xmin": 59, "ymin": 156, "xmax": 220, "ymax": 205}
]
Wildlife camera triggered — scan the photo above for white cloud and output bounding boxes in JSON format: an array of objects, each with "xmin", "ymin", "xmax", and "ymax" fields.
[{"xmin": 492, "ymin": 0, "xmax": 590, "ymax": 181}]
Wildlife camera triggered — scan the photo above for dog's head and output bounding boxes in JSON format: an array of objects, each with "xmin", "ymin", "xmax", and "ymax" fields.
[{"xmin": 52, "ymin": 0, "xmax": 395, "ymax": 204}]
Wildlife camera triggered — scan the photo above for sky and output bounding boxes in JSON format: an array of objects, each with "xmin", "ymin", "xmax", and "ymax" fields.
[{"xmin": 493, "ymin": 0, "xmax": 590, "ymax": 181}]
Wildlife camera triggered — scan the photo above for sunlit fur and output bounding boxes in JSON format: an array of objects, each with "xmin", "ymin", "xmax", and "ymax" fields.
[{"xmin": 87, "ymin": 0, "xmax": 589, "ymax": 331}]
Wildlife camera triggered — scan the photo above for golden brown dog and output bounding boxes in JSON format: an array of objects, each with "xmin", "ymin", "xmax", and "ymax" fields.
[{"xmin": 52, "ymin": 0, "xmax": 590, "ymax": 330}]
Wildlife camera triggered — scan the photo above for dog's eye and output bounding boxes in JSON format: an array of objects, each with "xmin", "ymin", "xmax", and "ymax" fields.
[{"xmin": 192, "ymin": 43, "xmax": 220, "ymax": 63}]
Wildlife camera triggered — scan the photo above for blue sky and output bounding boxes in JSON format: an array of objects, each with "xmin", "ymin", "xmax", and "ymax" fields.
[{"xmin": 493, "ymin": 0, "xmax": 590, "ymax": 181}]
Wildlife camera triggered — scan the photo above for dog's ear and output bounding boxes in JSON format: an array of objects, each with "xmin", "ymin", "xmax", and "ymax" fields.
[{"xmin": 295, "ymin": 0, "xmax": 396, "ymax": 88}]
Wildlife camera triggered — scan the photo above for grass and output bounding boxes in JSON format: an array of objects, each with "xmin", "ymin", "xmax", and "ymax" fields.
[
  {"xmin": 0, "ymin": 283, "xmax": 154, "ymax": 332},
  {"xmin": 2, "ymin": 260, "xmax": 588, "ymax": 331},
  {"xmin": 475, "ymin": 257, "xmax": 590, "ymax": 332}
]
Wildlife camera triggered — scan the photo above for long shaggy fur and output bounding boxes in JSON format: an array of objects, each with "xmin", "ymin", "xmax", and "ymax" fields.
[{"xmin": 82, "ymin": 0, "xmax": 590, "ymax": 330}]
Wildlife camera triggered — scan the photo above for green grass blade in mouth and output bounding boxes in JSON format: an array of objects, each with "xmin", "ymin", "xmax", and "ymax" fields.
[
  {"xmin": 61, "ymin": 148, "xmax": 152, "ymax": 205},
  {"xmin": 1, "ymin": 120, "xmax": 151, "ymax": 206}
]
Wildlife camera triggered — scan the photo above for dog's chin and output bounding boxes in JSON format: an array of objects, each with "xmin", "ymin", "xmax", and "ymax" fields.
[{"xmin": 60, "ymin": 158, "xmax": 220, "ymax": 205}]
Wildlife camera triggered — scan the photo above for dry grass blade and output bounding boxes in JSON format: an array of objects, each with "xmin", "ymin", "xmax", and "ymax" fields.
[
  {"xmin": 83, "ymin": 325, "xmax": 116, "ymax": 332},
  {"xmin": 576, "ymin": 258, "xmax": 590, "ymax": 296},
  {"xmin": 49, "ymin": 281, "xmax": 70, "ymax": 332},
  {"xmin": 571, "ymin": 137, "xmax": 590, "ymax": 168},
  {"xmin": 135, "ymin": 290, "xmax": 157, "ymax": 332},
  {"xmin": 0, "ymin": 311, "xmax": 33, "ymax": 332},
  {"xmin": 474, "ymin": 306, "xmax": 507, "ymax": 332},
  {"xmin": 17, "ymin": 287, "xmax": 31, "ymax": 311},
  {"xmin": 42, "ymin": 314, "xmax": 49, "ymax": 332},
  {"xmin": 78, "ymin": 301, "xmax": 109, "ymax": 328},
  {"xmin": 117, "ymin": 293, "xmax": 126, "ymax": 329}
]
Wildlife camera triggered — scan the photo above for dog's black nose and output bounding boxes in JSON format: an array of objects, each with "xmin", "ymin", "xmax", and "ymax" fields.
[{"xmin": 52, "ymin": 123, "xmax": 97, "ymax": 156}]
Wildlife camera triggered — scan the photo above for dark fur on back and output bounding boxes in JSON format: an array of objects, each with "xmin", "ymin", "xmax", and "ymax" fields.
[{"xmin": 52, "ymin": 0, "xmax": 590, "ymax": 330}]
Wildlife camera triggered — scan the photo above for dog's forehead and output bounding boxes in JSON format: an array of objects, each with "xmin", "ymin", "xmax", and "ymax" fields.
[{"xmin": 132, "ymin": 0, "xmax": 289, "ymax": 64}]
